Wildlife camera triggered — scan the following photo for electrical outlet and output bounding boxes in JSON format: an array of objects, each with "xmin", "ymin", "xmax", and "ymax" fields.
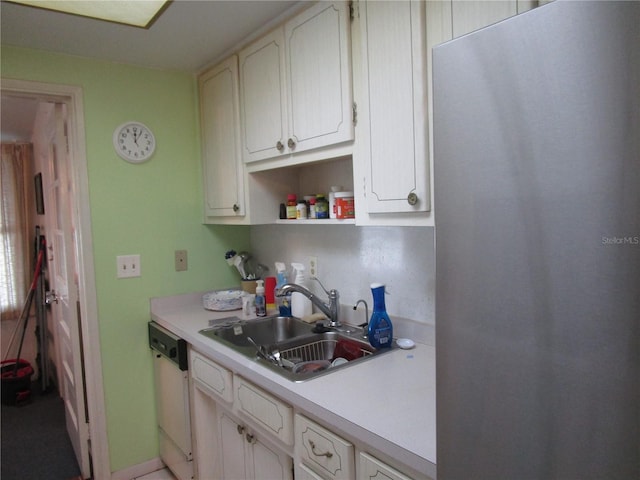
[
  {"xmin": 308, "ymin": 255, "xmax": 318, "ymax": 278},
  {"xmin": 116, "ymin": 255, "xmax": 140, "ymax": 278},
  {"xmin": 175, "ymin": 250, "xmax": 188, "ymax": 271}
]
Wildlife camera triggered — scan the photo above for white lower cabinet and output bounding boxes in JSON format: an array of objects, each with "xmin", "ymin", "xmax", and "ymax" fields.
[
  {"xmin": 189, "ymin": 350, "xmax": 426, "ymax": 480},
  {"xmin": 295, "ymin": 414, "xmax": 355, "ymax": 480},
  {"xmin": 190, "ymin": 351, "xmax": 293, "ymax": 479},
  {"xmin": 218, "ymin": 408, "xmax": 293, "ymax": 480}
]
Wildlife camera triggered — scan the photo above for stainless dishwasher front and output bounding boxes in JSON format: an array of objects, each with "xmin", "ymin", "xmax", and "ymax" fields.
[{"xmin": 149, "ymin": 321, "xmax": 193, "ymax": 480}]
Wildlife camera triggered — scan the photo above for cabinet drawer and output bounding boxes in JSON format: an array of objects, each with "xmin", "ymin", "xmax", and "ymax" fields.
[
  {"xmin": 234, "ymin": 375, "xmax": 294, "ymax": 445},
  {"xmin": 359, "ymin": 452, "xmax": 413, "ymax": 480},
  {"xmin": 295, "ymin": 414, "xmax": 355, "ymax": 480},
  {"xmin": 190, "ymin": 350, "xmax": 233, "ymax": 403}
]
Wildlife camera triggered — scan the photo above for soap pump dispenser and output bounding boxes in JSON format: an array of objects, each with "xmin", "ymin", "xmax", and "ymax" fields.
[
  {"xmin": 368, "ymin": 283, "xmax": 393, "ymax": 348},
  {"xmin": 255, "ymin": 279, "xmax": 266, "ymax": 317}
]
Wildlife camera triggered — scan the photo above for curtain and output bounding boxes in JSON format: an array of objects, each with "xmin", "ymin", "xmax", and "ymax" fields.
[{"xmin": 1, "ymin": 143, "xmax": 34, "ymax": 321}]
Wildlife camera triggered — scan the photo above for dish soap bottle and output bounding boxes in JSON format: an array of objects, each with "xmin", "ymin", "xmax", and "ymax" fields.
[
  {"xmin": 275, "ymin": 262, "xmax": 291, "ymax": 316},
  {"xmin": 368, "ymin": 283, "xmax": 393, "ymax": 348},
  {"xmin": 255, "ymin": 279, "xmax": 266, "ymax": 317},
  {"xmin": 291, "ymin": 263, "xmax": 313, "ymax": 318}
]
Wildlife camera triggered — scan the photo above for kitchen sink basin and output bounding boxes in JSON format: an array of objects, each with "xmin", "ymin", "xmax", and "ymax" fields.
[
  {"xmin": 199, "ymin": 315, "xmax": 393, "ymax": 381},
  {"xmin": 199, "ymin": 315, "xmax": 315, "ymax": 347}
]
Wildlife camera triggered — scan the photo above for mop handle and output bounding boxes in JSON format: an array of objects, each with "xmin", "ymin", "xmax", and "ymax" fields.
[{"xmin": 11, "ymin": 247, "xmax": 45, "ymax": 376}]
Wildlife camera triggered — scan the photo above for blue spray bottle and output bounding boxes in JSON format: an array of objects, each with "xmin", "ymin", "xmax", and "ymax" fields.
[{"xmin": 368, "ymin": 283, "xmax": 393, "ymax": 348}]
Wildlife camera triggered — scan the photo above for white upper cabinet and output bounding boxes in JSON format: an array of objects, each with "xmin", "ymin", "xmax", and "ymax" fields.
[
  {"xmin": 429, "ymin": 0, "xmax": 539, "ymax": 42},
  {"xmin": 239, "ymin": 1, "xmax": 353, "ymax": 164},
  {"xmin": 354, "ymin": 0, "xmax": 430, "ymax": 218},
  {"xmin": 238, "ymin": 29, "xmax": 288, "ymax": 163},
  {"xmin": 199, "ymin": 56, "xmax": 245, "ymax": 219}
]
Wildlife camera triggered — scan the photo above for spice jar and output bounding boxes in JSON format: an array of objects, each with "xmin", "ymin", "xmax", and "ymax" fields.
[
  {"xmin": 315, "ymin": 194, "xmax": 329, "ymax": 219},
  {"xmin": 296, "ymin": 200, "xmax": 308, "ymax": 219},
  {"xmin": 286, "ymin": 194, "xmax": 297, "ymax": 220},
  {"xmin": 308, "ymin": 197, "xmax": 317, "ymax": 219}
]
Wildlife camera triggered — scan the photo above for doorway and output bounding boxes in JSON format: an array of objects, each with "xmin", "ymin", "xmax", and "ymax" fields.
[{"xmin": 1, "ymin": 78, "xmax": 109, "ymax": 479}]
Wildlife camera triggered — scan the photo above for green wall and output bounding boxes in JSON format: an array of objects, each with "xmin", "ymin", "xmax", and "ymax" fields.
[{"xmin": 1, "ymin": 46, "xmax": 250, "ymax": 472}]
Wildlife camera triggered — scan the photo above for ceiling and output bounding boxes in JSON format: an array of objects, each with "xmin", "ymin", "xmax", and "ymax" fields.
[{"xmin": 1, "ymin": 0, "xmax": 302, "ymax": 141}]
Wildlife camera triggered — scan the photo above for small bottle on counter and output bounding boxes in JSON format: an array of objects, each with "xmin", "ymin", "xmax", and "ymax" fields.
[
  {"xmin": 315, "ymin": 194, "xmax": 329, "ymax": 219},
  {"xmin": 286, "ymin": 194, "xmax": 297, "ymax": 220},
  {"xmin": 255, "ymin": 280, "xmax": 266, "ymax": 317},
  {"xmin": 296, "ymin": 199, "xmax": 308, "ymax": 219}
]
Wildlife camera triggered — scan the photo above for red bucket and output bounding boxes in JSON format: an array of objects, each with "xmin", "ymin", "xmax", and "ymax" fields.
[{"xmin": 1, "ymin": 359, "xmax": 34, "ymax": 406}]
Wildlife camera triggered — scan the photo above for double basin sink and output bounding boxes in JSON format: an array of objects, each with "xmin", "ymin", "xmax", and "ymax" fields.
[{"xmin": 199, "ymin": 315, "xmax": 391, "ymax": 382}]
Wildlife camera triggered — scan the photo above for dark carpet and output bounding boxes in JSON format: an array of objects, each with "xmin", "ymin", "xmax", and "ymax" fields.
[{"xmin": 1, "ymin": 383, "xmax": 81, "ymax": 480}]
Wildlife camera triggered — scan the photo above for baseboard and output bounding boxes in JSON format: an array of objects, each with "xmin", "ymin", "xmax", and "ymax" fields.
[{"xmin": 111, "ymin": 457, "xmax": 164, "ymax": 480}]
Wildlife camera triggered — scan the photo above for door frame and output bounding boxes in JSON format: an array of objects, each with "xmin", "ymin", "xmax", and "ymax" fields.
[{"xmin": 1, "ymin": 77, "xmax": 110, "ymax": 478}]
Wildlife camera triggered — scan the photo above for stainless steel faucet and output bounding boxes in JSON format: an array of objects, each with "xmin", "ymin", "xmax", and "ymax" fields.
[
  {"xmin": 353, "ymin": 299, "xmax": 369, "ymax": 339},
  {"xmin": 276, "ymin": 277, "xmax": 341, "ymax": 327}
]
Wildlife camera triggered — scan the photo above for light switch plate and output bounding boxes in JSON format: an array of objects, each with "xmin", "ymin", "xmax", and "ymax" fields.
[
  {"xmin": 117, "ymin": 255, "xmax": 140, "ymax": 278},
  {"xmin": 175, "ymin": 250, "xmax": 188, "ymax": 271}
]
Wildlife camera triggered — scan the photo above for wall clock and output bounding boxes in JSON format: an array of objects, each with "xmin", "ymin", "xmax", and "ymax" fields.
[{"xmin": 113, "ymin": 121, "xmax": 156, "ymax": 163}]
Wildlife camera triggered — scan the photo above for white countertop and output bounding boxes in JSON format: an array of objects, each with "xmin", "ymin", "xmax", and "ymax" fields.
[{"xmin": 150, "ymin": 292, "xmax": 436, "ymax": 479}]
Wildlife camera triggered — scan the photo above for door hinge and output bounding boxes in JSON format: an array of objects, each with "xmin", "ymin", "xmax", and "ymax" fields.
[
  {"xmin": 349, "ymin": 1, "xmax": 358, "ymax": 21},
  {"xmin": 352, "ymin": 102, "xmax": 358, "ymax": 125}
]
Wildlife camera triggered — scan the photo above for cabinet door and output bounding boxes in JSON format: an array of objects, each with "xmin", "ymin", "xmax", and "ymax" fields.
[
  {"xmin": 451, "ymin": 0, "xmax": 517, "ymax": 37},
  {"xmin": 358, "ymin": 0, "xmax": 430, "ymax": 214},
  {"xmin": 285, "ymin": 1, "xmax": 354, "ymax": 154},
  {"xmin": 199, "ymin": 56, "xmax": 245, "ymax": 217},
  {"xmin": 239, "ymin": 28, "xmax": 288, "ymax": 163},
  {"xmin": 219, "ymin": 410, "xmax": 249, "ymax": 480},
  {"xmin": 219, "ymin": 409, "xmax": 293, "ymax": 480},
  {"xmin": 250, "ymin": 434, "xmax": 294, "ymax": 480}
]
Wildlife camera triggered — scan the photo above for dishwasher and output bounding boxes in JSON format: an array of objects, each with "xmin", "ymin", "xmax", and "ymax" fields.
[{"xmin": 148, "ymin": 321, "xmax": 193, "ymax": 480}]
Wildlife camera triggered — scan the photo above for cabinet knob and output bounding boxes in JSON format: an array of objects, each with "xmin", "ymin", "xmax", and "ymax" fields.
[
  {"xmin": 276, "ymin": 141, "xmax": 284, "ymax": 151},
  {"xmin": 308, "ymin": 439, "xmax": 333, "ymax": 458},
  {"xmin": 237, "ymin": 425, "xmax": 245, "ymax": 435},
  {"xmin": 407, "ymin": 192, "xmax": 418, "ymax": 206},
  {"xmin": 245, "ymin": 433, "xmax": 256, "ymax": 444},
  {"xmin": 287, "ymin": 138, "xmax": 296, "ymax": 149},
  {"xmin": 233, "ymin": 204, "xmax": 240, "ymax": 212}
]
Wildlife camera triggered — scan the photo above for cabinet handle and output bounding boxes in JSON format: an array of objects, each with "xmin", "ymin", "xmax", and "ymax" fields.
[
  {"xmin": 407, "ymin": 192, "xmax": 418, "ymax": 206},
  {"xmin": 233, "ymin": 203, "xmax": 240, "ymax": 212},
  {"xmin": 287, "ymin": 138, "xmax": 296, "ymax": 149},
  {"xmin": 237, "ymin": 425, "xmax": 245, "ymax": 435},
  {"xmin": 308, "ymin": 439, "xmax": 333, "ymax": 459},
  {"xmin": 276, "ymin": 141, "xmax": 284, "ymax": 151},
  {"xmin": 245, "ymin": 433, "xmax": 256, "ymax": 444}
]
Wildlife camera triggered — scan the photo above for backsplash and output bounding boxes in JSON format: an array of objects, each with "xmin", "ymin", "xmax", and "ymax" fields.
[{"xmin": 249, "ymin": 224, "xmax": 435, "ymax": 328}]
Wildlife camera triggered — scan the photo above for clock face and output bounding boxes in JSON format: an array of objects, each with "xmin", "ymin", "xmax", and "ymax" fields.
[{"xmin": 113, "ymin": 122, "xmax": 156, "ymax": 163}]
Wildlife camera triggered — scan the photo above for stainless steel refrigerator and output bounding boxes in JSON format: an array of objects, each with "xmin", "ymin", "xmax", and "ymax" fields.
[{"xmin": 433, "ymin": 1, "xmax": 639, "ymax": 479}]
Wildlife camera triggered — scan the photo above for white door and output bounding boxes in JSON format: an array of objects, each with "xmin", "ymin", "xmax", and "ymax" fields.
[
  {"xmin": 285, "ymin": 1, "xmax": 353, "ymax": 153},
  {"xmin": 219, "ymin": 410, "xmax": 249, "ymax": 479},
  {"xmin": 358, "ymin": 0, "xmax": 430, "ymax": 214},
  {"xmin": 239, "ymin": 28, "xmax": 288, "ymax": 163},
  {"xmin": 199, "ymin": 56, "xmax": 245, "ymax": 216},
  {"xmin": 44, "ymin": 103, "xmax": 91, "ymax": 478}
]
